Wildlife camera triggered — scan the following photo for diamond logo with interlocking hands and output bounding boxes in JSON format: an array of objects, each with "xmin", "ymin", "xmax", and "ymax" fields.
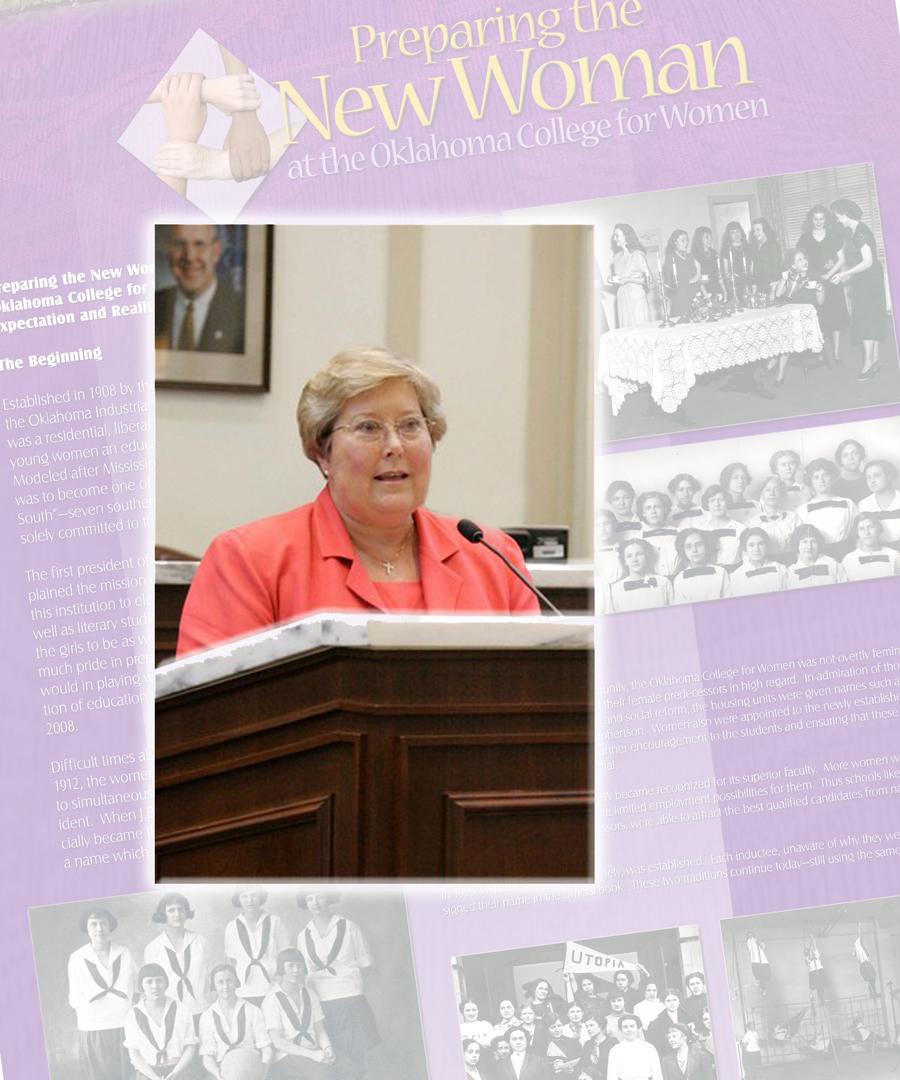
[{"xmin": 119, "ymin": 29, "xmax": 301, "ymax": 217}]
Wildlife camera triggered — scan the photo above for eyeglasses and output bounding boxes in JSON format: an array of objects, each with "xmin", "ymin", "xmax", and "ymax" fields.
[
  {"xmin": 330, "ymin": 416, "xmax": 433, "ymax": 443},
  {"xmin": 167, "ymin": 240, "xmax": 215, "ymax": 256}
]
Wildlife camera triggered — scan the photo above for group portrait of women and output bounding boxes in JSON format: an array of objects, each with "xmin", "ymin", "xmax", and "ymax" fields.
[
  {"xmin": 604, "ymin": 198, "xmax": 888, "ymax": 383},
  {"xmin": 459, "ymin": 968, "xmax": 715, "ymax": 1079},
  {"xmin": 600, "ymin": 431, "xmax": 900, "ymax": 613},
  {"xmin": 58, "ymin": 889, "xmax": 414, "ymax": 1080}
]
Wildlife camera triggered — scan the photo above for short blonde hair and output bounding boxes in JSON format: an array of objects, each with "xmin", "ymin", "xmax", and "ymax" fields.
[{"xmin": 297, "ymin": 346, "xmax": 447, "ymax": 462}]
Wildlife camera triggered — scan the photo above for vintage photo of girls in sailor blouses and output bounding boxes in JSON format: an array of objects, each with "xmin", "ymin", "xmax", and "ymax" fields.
[
  {"xmin": 721, "ymin": 895, "xmax": 900, "ymax": 1079},
  {"xmin": 454, "ymin": 924, "xmax": 716, "ymax": 1080},
  {"xmin": 28, "ymin": 887, "xmax": 426, "ymax": 1080},
  {"xmin": 599, "ymin": 415, "xmax": 900, "ymax": 614},
  {"xmin": 576, "ymin": 163, "xmax": 899, "ymax": 439}
]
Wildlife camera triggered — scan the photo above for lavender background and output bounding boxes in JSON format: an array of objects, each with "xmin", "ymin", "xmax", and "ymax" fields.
[{"xmin": 2, "ymin": 1, "xmax": 899, "ymax": 1078}]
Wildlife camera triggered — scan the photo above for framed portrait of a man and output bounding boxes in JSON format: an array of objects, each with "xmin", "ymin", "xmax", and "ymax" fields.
[{"xmin": 154, "ymin": 223, "xmax": 272, "ymax": 390}]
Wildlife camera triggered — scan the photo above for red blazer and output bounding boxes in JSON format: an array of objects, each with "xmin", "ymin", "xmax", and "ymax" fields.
[{"xmin": 176, "ymin": 487, "xmax": 539, "ymax": 655}]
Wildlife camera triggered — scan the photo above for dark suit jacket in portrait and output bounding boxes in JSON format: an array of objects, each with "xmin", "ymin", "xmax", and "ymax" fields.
[
  {"xmin": 648, "ymin": 1009, "xmax": 691, "ymax": 1056},
  {"xmin": 661, "ymin": 1045, "xmax": 715, "ymax": 1080},
  {"xmin": 155, "ymin": 281, "xmax": 245, "ymax": 353},
  {"xmin": 578, "ymin": 1035, "xmax": 614, "ymax": 1079},
  {"xmin": 497, "ymin": 1051, "xmax": 550, "ymax": 1080}
]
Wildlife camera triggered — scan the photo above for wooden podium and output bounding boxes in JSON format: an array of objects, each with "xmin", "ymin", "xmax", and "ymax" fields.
[{"xmin": 155, "ymin": 616, "xmax": 592, "ymax": 881}]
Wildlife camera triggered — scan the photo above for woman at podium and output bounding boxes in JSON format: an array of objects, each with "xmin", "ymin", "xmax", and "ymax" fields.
[{"xmin": 176, "ymin": 348, "xmax": 538, "ymax": 655}]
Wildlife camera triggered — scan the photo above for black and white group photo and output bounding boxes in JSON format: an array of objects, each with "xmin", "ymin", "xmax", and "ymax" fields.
[
  {"xmin": 599, "ymin": 415, "xmax": 900, "ymax": 614},
  {"xmin": 721, "ymin": 895, "xmax": 900, "ymax": 1079},
  {"xmin": 453, "ymin": 924, "xmax": 716, "ymax": 1078},
  {"xmin": 588, "ymin": 163, "xmax": 897, "ymax": 438},
  {"xmin": 28, "ymin": 887, "xmax": 426, "ymax": 1080}
]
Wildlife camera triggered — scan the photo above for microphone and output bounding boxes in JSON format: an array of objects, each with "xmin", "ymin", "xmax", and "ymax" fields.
[{"xmin": 457, "ymin": 519, "xmax": 563, "ymax": 616}]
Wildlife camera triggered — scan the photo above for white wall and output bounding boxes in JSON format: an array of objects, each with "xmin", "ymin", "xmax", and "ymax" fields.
[
  {"xmin": 417, "ymin": 227, "xmax": 533, "ymax": 526},
  {"xmin": 156, "ymin": 224, "xmax": 592, "ymax": 557},
  {"xmin": 156, "ymin": 226, "xmax": 390, "ymax": 554}
]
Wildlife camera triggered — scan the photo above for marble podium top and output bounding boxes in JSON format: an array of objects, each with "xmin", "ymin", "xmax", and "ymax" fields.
[
  {"xmin": 155, "ymin": 559, "xmax": 595, "ymax": 589},
  {"xmin": 156, "ymin": 613, "xmax": 594, "ymax": 699}
]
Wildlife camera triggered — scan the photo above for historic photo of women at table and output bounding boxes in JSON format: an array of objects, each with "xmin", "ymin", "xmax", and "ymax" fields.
[
  {"xmin": 589, "ymin": 164, "xmax": 898, "ymax": 439},
  {"xmin": 452, "ymin": 924, "xmax": 715, "ymax": 1080},
  {"xmin": 598, "ymin": 413, "xmax": 900, "ymax": 614},
  {"xmin": 28, "ymin": 887, "xmax": 427, "ymax": 1080}
]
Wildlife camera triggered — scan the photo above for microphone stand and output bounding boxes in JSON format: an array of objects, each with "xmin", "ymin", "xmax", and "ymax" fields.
[
  {"xmin": 476, "ymin": 536, "xmax": 563, "ymax": 616},
  {"xmin": 456, "ymin": 520, "xmax": 563, "ymax": 616}
]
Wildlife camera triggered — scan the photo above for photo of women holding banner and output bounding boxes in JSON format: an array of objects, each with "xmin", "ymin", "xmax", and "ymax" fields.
[{"xmin": 451, "ymin": 925, "xmax": 714, "ymax": 1079}]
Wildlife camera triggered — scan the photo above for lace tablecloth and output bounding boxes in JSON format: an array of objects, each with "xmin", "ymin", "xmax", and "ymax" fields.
[{"xmin": 600, "ymin": 304, "xmax": 824, "ymax": 414}]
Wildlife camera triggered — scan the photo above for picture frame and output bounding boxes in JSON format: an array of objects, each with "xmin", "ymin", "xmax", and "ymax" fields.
[{"xmin": 154, "ymin": 223, "xmax": 272, "ymax": 391}]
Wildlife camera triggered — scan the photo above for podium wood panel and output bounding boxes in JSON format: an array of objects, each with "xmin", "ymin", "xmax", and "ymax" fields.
[{"xmin": 156, "ymin": 647, "xmax": 591, "ymax": 880}]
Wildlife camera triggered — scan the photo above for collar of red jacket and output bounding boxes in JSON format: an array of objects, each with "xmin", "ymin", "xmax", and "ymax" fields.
[{"xmin": 311, "ymin": 486, "xmax": 465, "ymax": 610}]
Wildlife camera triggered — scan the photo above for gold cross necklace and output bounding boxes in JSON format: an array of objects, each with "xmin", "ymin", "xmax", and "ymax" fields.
[{"xmin": 359, "ymin": 525, "xmax": 415, "ymax": 577}]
